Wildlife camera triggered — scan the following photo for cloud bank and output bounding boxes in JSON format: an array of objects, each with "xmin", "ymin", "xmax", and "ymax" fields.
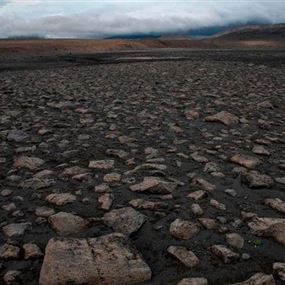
[{"xmin": 0, "ymin": 1, "xmax": 284, "ymax": 38}]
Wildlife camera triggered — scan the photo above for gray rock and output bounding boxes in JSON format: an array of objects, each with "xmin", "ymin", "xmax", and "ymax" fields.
[{"xmin": 104, "ymin": 207, "xmax": 146, "ymax": 235}]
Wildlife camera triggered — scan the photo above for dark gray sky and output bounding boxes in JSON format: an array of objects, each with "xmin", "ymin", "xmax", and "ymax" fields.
[{"xmin": 0, "ymin": 0, "xmax": 284, "ymax": 38}]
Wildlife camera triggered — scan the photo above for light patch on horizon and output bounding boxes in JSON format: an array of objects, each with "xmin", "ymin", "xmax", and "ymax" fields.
[{"xmin": 0, "ymin": 0, "xmax": 284, "ymax": 38}]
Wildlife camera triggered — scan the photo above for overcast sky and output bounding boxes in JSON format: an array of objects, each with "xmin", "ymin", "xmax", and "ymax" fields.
[{"xmin": 0, "ymin": 0, "xmax": 284, "ymax": 38}]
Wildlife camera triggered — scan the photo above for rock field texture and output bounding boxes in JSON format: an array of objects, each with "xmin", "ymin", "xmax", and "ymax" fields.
[{"xmin": 0, "ymin": 50, "xmax": 285, "ymax": 284}]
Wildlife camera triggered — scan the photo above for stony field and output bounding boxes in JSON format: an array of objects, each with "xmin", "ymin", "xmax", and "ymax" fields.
[{"xmin": 0, "ymin": 50, "xmax": 285, "ymax": 285}]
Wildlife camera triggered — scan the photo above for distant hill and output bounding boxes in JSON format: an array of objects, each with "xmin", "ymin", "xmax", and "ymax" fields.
[{"xmin": 216, "ymin": 24, "xmax": 285, "ymax": 40}]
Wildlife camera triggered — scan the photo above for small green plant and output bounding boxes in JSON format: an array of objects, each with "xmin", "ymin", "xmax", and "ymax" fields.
[{"xmin": 252, "ymin": 239, "xmax": 262, "ymax": 247}]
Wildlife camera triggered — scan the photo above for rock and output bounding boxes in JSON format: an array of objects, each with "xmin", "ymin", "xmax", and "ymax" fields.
[
  {"xmin": 62, "ymin": 166, "xmax": 89, "ymax": 176},
  {"xmin": 1, "ymin": 189, "xmax": 13, "ymax": 197},
  {"xmin": 204, "ymin": 162, "xmax": 221, "ymax": 173},
  {"xmin": 177, "ymin": 278, "xmax": 208, "ymax": 285},
  {"xmin": 94, "ymin": 183, "xmax": 112, "ymax": 193},
  {"xmin": 230, "ymin": 154, "xmax": 261, "ymax": 169},
  {"xmin": 257, "ymin": 100, "xmax": 274, "ymax": 108},
  {"xmin": 209, "ymin": 245, "xmax": 239, "ymax": 264},
  {"xmin": 252, "ymin": 145, "xmax": 270, "ymax": 156},
  {"xmin": 275, "ymin": 177, "xmax": 285, "ymax": 185},
  {"xmin": 242, "ymin": 171, "xmax": 274, "ymax": 188},
  {"xmin": 224, "ymin": 189, "xmax": 237, "ymax": 197},
  {"xmin": 129, "ymin": 199, "xmax": 167, "ymax": 210},
  {"xmin": 103, "ymin": 207, "xmax": 146, "ymax": 235},
  {"xmin": 0, "ymin": 243, "xmax": 20, "ymax": 260},
  {"xmin": 185, "ymin": 110, "xmax": 199, "ymax": 120},
  {"xmin": 7, "ymin": 129, "xmax": 28, "ymax": 142},
  {"xmin": 191, "ymin": 203, "xmax": 204, "ymax": 216},
  {"xmin": 130, "ymin": 177, "xmax": 176, "ymax": 194},
  {"xmin": 210, "ymin": 199, "xmax": 226, "ymax": 211},
  {"xmin": 170, "ymin": 219, "xmax": 200, "ymax": 240},
  {"xmin": 125, "ymin": 163, "xmax": 167, "ymax": 175},
  {"xmin": 191, "ymin": 152, "xmax": 208, "ymax": 163},
  {"xmin": 167, "ymin": 246, "xmax": 199, "ymax": 267},
  {"xmin": 226, "ymin": 233, "xmax": 244, "ymax": 249},
  {"xmin": 23, "ymin": 243, "xmax": 43, "ymax": 259},
  {"xmin": 39, "ymin": 233, "xmax": 151, "ymax": 285},
  {"xmin": 248, "ymin": 217, "xmax": 285, "ymax": 234},
  {"xmin": 88, "ymin": 159, "xmax": 114, "ymax": 169},
  {"xmin": 3, "ymin": 270, "xmax": 21, "ymax": 285},
  {"xmin": 198, "ymin": 218, "xmax": 217, "ymax": 229},
  {"xmin": 2, "ymin": 222, "xmax": 31, "ymax": 237},
  {"xmin": 103, "ymin": 172, "xmax": 121, "ymax": 183},
  {"xmin": 268, "ymin": 222, "xmax": 285, "ymax": 246},
  {"xmin": 230, "ymin": 272, "xmax": 275, "ymax": 285},
  {"xmin": 49, "ymin": 212, "xmax": 87, "ymax": 236},
  {"xmin": 13, "ymin": 156, "xmax": 45, "ymax": 170},
  {"xmin": 191, "ymin": 178, "xmax": 216, "ymax": 192},
  {"xmin": 265, "ymin": 198, "xmax": 285, "ymax": 214},
  {"xmin": 187, "ymin": 190, "xmax": 207, "ymax": 200},
  {"xmin": 205, "ymin": 111, "xmax": 239, "ymax": 126},
  {"xmin": 46, "ymin": 193, "xmax": 76, "ymax": 206},
  {"xmin": 20, "ymin": 178, "xmax": 56, "ymax": 190},
  {"xmin": 273, "ymin": 262, "xmax": 285, "ymax": 281},
  {"xmin": 35, "ymin": 206, "xmax": 55, "ymax": 217},
  {"xmin": 98, "ymin": 193, "xmax": 114, "ymax": 210}
]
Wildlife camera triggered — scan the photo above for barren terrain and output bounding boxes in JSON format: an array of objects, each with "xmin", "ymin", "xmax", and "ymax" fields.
[{"xmin": 0, "ymin": 48, "xmax": 285, "ymax": 285}]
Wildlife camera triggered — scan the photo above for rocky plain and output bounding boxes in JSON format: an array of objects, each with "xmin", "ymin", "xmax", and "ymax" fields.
[{"xmin": 0, "ymin": 49, "xmax": 285, "ymax": 285}]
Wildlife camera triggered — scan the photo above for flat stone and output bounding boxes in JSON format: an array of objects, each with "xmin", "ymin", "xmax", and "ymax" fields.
[
  {"xmin": 20, "ymin": 178, "xmax": 56, "ymax": 190},
  {"xmin": 265, "ymin": 198, "xmax": 285, "ymax": 214},
  {"xmin": 88, "ymin": 159, "xmax": 114, "ymax": 169},
  {"xmin": 191, "ymin": 203, "xmax": 204, "ymax": 216},
  {"xmin": 205, "ymin": 111, "xmax": 239, "ymax": 126},
  {"xmin": 268, "ymin": 222, "xmax": 285, "ymax": 246},
  {"xmin": 3, "ymin": 270, "xmax": 21, "ymax": 285},
  {"xmin": 170, "ymin": 219, "xmax": 200, "ymax": 240},
  {"xmin": 0, "ymin": 244, "xmax": 20, "ymax": 260},
  {"xmin": 198, "ymin": 218, "xmax": 217, "ymax": 229},
  {"xmin": 62, "ymin": 166, "xmax": 89, "ymax": 176},
  {"xmin": 273, "ymin": 262, "xmax": 285, "ymax": 281},
  {"xmin": 129, "ymin": 199, "xmax": 167, "ymax": 210},
  {"xmin": 39, "ymin": 233, "xmax": 152, "ymax": 285},
  {"xmin": 130, "ymin": 177, "xmax": 176, "ymax": 194},
  {"xmin": 103, "ymin": 172, "xmax": 121, "ymax": 183},
  {"xmin": 242, "ymin": 171, "xmax": 274, "ymax": 188},
  {"xmin": 7, "ymin": 129, "xmax": 29, "ymax": 142},
  {"xmin": 35, "ymin": 206, "xmax": 55, "ymax": 217},
  {"xmin": 248, "ymin": 217, "xmax": 285, "ymax": 234},
  {"xmin": 167, "ymin": 246, "xmax": 199, "ymax": 267},
  {"xmin": 230, "ymin": 154, "xmax": 261, "ymax": 169},
  {"xmin": 13, "ymin": 156, "xmax": 45, "ymax": 170},
  {"xmin": 210, "ymin": 199, "xmax": 226, "ymax": 211},
  {"xmin": 187, "ymin": 190, "xmax": 207, "ymax": 200},
  {"xmin": 177, "ymin": 278, "xmax": 208, "ymax": 285},
  {"xmin": 209, "ymin": 245, "xmax": 239, "ymax": 264},
  {"xmin": 49, "ymin": 212, "xmax": 87, "ymax": 236},
  {"xmin": 230, "ymin": 272, "xmax": 275, "ymax": 285},
  {"xmin": 46, "ymin": 193, "xmax": 76, "ymax": 206},
  {"xmin": 104, "ymin": 207, "xmax": 146, "ymax": 235},
  {"xmin": 98, "ymin": 193, "xmax": 114, "ymax": 210},
  {"xmin": 2, "ymin": 222, "xmax": 31, "ymax": 237},
  {"xmin": 226, "ymin": 233, "xmax": 244, "ymax": 249},
  {"xmin": 185, "ymin": 110, "xmax": 199, "ymax": 120},
  {"xmin": 191, "ymin": 152, "xmax": 208, "ymax": 163},
  {"xmin": 23, "ymin": 243, "xmax": 43, "ymax": 259},
  {"xmin": 191, "ymin": 178, "xmax": 216, "ymax": 192},
  {"xmin": 252, "ymin": 145, "xmax": 270, "ymax": 156}
]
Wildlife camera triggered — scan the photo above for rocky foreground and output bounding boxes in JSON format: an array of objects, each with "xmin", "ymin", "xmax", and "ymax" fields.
[{"xmin": 0, "ymin": 50, "xmax": 285, "ymax": 285}]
